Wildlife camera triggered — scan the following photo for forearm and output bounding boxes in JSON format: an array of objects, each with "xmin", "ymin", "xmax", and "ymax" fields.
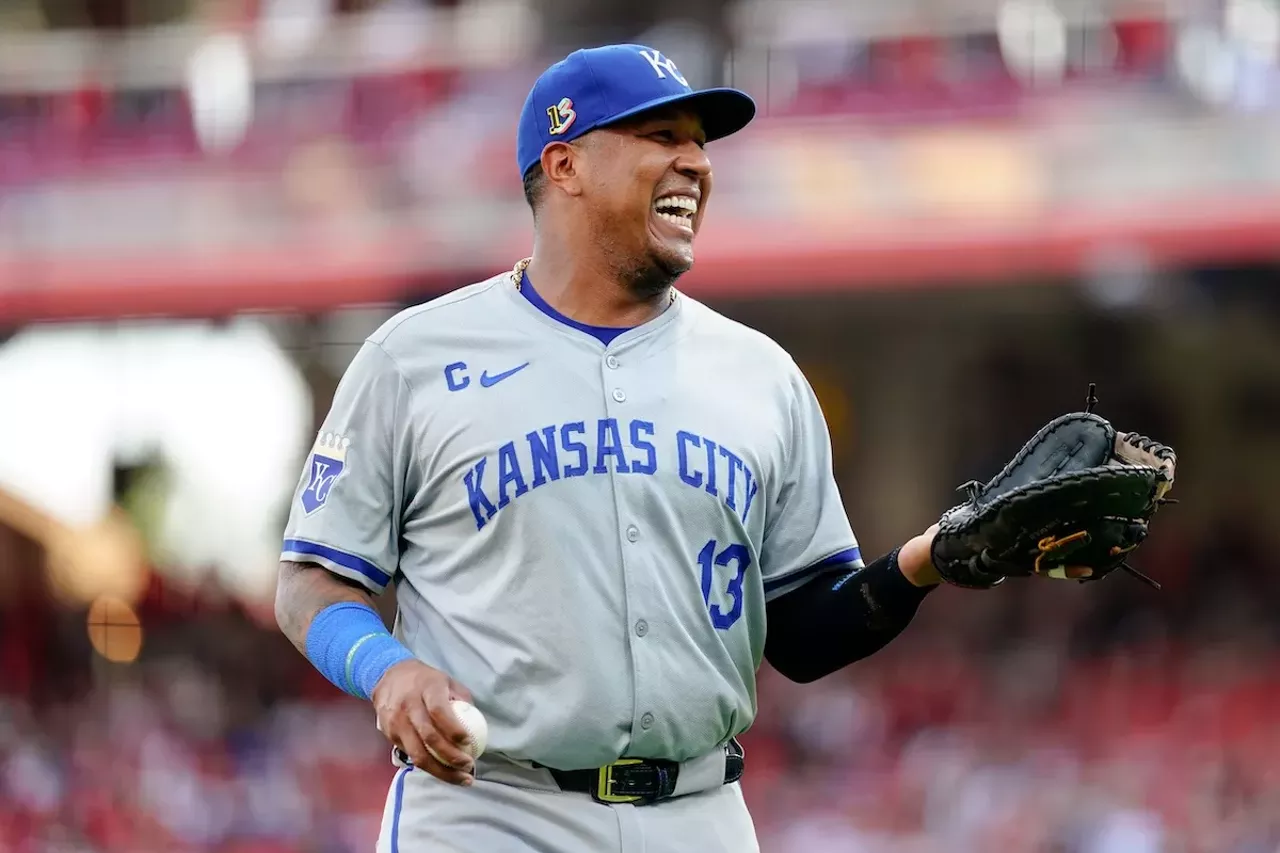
[
  {"xmin": 764, "ymin": 547, "xmax": 936, "ymax": 683},
  {"xmin": 275, "ymin": 560, "xmax": 378, "ymax": 653},
  {"xmin": 276, "ymin": 560, "xmax": 414, "ymax": 699}
]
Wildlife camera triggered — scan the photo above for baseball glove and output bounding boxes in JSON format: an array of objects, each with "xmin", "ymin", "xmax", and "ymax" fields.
[{"xmin": 931, "ymin": 386, "xmax": 1177, "ymax": 590}]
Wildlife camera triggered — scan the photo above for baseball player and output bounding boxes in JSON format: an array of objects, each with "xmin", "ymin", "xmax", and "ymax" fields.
[{"xmin": 275, "ymin": 44, "xmax": 966, "ymax": 852}]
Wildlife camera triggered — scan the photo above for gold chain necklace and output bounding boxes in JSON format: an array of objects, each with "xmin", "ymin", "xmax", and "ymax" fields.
[{"xmin": 511, "ymin": 257, "xmax": 677, "ymax": 307}]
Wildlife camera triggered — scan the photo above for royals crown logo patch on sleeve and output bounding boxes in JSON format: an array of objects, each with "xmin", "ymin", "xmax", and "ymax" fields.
[{"xmin": 300, "ymin": 431, "xmax": 350, "ymax": 514}]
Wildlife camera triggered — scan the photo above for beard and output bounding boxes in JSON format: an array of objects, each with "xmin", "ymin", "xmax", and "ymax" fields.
[
  {"xmin": 588, "ymin": 201, "xmax": 693, "ymax": 301},
  {"xmin": 619, "ymin": 250, "xmax": 688, "ymax": 299}
]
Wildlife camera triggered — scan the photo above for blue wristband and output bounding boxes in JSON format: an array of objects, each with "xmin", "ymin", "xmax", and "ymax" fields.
[{"xmin": 305, "ymin": 602, "xmax": 415, "ymax": 701}]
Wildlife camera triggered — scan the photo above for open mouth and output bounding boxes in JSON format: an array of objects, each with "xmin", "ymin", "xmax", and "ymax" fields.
[{"xmin": 652, "ymin": 195, "xmax": 698, "ymax": 232}]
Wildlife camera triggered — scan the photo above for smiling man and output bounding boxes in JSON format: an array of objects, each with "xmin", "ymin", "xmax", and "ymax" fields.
[{"xmin": 274, "ymin": 44, "xmax": 952, "ymax": 852}]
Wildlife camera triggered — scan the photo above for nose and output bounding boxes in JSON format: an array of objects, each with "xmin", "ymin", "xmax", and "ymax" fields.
[{"xmin": 674, "ymin": 142, "xmax": 711, "ymax": 180}]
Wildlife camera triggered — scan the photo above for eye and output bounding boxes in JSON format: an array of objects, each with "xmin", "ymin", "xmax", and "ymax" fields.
[{"xmin": 647, "ymin": 129, "xmax": 706, "ymax": 149}]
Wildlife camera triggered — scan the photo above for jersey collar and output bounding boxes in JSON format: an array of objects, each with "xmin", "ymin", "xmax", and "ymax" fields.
[{"xmin": 503, "ymin": 270, "xmax": 684, "ymax": 348}]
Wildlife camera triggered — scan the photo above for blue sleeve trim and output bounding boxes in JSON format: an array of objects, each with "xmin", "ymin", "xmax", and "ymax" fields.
[
  {"xmin": 281, "ymin": 538, "xmax": 392, "ymax": 586},
  {"xmin": 763, "ymin": 546, "xmax": 862, "ymax": 593}
]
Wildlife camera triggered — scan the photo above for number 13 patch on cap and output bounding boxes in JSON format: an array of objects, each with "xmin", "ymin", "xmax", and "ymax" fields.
[
  {"xmin": 301, "ymin": 432, "xmax": 350, "ymax": 514},
  {"xmin": 547, "ymin": 97, "xmax": 576, "ymax": 135}
]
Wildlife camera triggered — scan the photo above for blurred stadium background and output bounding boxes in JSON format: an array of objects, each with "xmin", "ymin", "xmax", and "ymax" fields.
[{"xmin": 1, "ymin": 0, "xmax": 1279, "ymax": 850}]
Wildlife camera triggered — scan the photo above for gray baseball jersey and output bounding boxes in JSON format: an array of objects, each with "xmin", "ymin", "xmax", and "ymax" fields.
[{"xmin": 281, "ymin": 271, "xmax": 860, "ymax": 771}]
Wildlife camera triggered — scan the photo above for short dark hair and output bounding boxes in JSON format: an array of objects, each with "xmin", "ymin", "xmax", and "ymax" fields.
[{"xmin": 522, "ymin": 164, "xmax": 546, "ymax": 214}]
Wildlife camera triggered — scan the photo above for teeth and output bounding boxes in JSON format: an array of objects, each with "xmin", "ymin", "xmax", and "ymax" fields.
[
  {"xmin": 654, "ymin": 196, "xmax": 697, "ymax": 218},
  {"xmin": 656, "ymin": 211, "xmax": 692, "ymax": 228}
]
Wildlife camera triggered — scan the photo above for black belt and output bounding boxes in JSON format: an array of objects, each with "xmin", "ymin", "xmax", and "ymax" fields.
[{"xmin": 545, "ymin": 738, "xmax": 744, "ymax": 806}]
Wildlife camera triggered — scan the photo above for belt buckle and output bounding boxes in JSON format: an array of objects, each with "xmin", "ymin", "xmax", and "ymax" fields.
[{"xmin": 595, "ymin": 759, "xmax": 645, "ymax": 804}]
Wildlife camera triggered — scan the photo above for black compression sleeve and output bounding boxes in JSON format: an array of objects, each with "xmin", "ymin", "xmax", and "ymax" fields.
[{"xmin": 763, "ymin": 548, "xmax": 936, "ymax": 683}]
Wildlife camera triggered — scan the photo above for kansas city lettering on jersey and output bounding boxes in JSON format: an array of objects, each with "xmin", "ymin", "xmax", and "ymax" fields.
[{"xmin": 463, "ymin": 418, "xmax": 760, "ymax": 530}]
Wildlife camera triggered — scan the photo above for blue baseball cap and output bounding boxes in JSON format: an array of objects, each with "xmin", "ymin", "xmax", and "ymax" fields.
[{"xmin": 516, "ymin": 44, "xmax": 756, "ymax": 178}]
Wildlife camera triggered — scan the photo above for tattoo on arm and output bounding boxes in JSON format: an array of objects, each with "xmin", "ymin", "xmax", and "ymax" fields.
[{"xmin": 274, "ymin": 560, "xmax": 377, "ymax": 654}]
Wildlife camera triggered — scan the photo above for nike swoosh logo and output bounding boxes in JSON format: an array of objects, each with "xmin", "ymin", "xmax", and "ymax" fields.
[{"xmin": 479, "ymin": 363, "xmax": 530, "ymax": 388}]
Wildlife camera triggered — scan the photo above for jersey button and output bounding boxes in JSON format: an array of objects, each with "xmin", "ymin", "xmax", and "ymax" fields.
[
  {"xmin": 635, "ymin": 619, "xmax": 648, "ymax": 637},
  {"xmin": 640, "ymin": 713, "xmax": 654, "ymax": 730},
  {"xmin": 606, "ymin": 355, "xmax": 619, "ymax": 369},
  {"xmin": 612, "ymin": 388, "xmax": 626, "ymax": 402},
  {"xmin": 626, "ymin": 525, "xmax": 639, "ymax": 542}
]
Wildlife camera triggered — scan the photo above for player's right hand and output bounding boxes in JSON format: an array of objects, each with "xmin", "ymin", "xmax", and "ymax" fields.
[{"xmin": 371, "ymin": 659, "xmax": 477, "ymax": 786}]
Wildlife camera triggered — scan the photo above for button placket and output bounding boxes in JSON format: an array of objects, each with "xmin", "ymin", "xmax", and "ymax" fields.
[{"xmin": 604, "ymin": 347, "xmax": 655, "ymax": 745}]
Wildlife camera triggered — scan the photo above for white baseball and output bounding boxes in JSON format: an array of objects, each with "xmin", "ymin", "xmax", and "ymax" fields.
[{"xmin": 427, "ymin": 699, "xmax": 488, "ymax": 765}]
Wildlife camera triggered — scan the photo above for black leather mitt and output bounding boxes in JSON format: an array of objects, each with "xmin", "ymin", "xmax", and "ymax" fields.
[{"xmin": 931, "ymin": 392, "xmax": 1176, "ymax": 590}]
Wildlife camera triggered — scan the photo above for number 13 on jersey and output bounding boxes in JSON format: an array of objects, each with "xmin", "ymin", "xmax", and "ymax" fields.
[{"xmin": 697, "ymin": 539, "xmax": 751, "ymax": 630}]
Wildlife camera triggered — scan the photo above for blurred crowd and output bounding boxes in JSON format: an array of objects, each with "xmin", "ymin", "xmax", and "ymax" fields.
[
  {"xmin": 0, "ymin": 582, "xmax": 392, "ymax": 853},
  {"xmin": 3, "ymin": 0, "xmax": 1277, "ymax": 318},
  {"xmin": 4, "ymin": 509, "xmax": 1280, "ymax": 853}
]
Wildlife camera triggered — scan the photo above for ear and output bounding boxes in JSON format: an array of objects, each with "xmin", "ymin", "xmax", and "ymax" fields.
[{"xmin": 541, "ymin": 141, "xmax": 584, "ymax": 198}]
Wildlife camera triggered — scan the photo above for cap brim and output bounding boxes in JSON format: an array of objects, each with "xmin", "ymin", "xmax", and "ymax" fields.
[{"xmin": 601, "ymin": 87, "xmax": 756, "ymax": 143}]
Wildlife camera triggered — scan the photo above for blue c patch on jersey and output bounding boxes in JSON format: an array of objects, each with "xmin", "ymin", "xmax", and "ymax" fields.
[{"xmin": 301, "ymin": 432, "xmax": 350, "ymax": 514}]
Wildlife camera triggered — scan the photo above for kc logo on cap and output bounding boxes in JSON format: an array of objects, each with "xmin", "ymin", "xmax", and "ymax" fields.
[
  {"xmin": 546, "ymin": 97, "xmax": 577, "ymax": 135},
  {"xmin": 638, "ymin": 49, "xmax": 689, "ymax": 87}
]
